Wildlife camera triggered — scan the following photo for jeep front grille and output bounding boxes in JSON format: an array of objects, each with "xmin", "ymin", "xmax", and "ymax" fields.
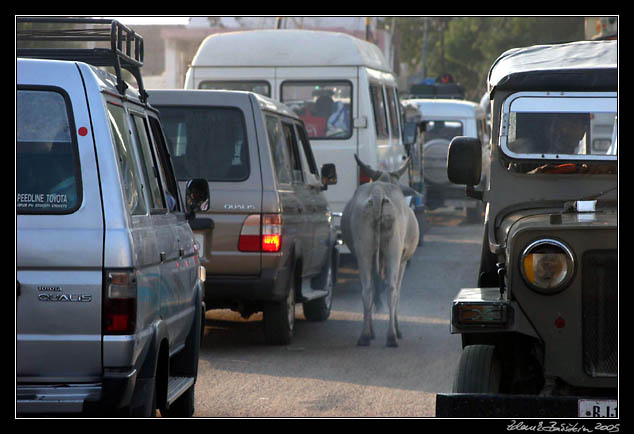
[{"xmin": 582, "ymin": 250, "xmax": 618, "ymax": 377}]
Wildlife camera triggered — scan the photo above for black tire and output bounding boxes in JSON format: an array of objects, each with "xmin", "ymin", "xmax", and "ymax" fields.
[
  {"xmin": 263, "ymin": 264, "xmax": 296, "ymax": 345},
  {"xmin": 453, "ymin": 345, "xmax": 502, "ymax": 393},
  {"xmin": 303, "ymin": 254, "xmax": 334, "ymax": 321}
]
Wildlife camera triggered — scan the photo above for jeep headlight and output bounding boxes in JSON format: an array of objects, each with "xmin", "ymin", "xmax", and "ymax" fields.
[{"xmin": 520, "ymin": 239, "xmax": 574, "ymax": 294}]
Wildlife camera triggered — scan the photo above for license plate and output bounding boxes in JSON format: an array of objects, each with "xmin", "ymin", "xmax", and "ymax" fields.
[
  {"xmin": 578, "ymin": 399, "xmax": 618, "ymax": 417},
  {"xmin": 194, "ymin": 232, "xmax": 205, "ymax": 258}
]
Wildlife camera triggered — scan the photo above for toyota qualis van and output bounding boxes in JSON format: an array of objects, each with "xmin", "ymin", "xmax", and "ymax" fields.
[
  {"xmin": 184, "ymin": 29, "xmax": 413, "ymax": 249},
  {"xmin": 16, "ymin": 18, "xmax": 209, "ymax": 417},
  {"xmin": 147, "ymin": 89, "xmax": 338, "ymax": 345}
]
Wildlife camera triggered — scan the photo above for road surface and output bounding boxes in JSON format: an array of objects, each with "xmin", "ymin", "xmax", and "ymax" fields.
[{"xmin": 193, "ymin": 211, "xmax": 484, "ymax": 417}]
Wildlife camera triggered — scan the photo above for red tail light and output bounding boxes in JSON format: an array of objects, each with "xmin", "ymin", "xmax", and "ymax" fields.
[
  {"xmin": 238, "ymin": 214, "xmax": 282, "ymax": 252},
  {"xmin": 238, "ymin": 214, "xmax": 262, "ymax": 251},
  {"xmin": 104, "ymin": 270, "xmax": 137, "ymax": 334},
  {"xmin": 261, "ymin": 214, "xmax": 282, "ymax": 252}
]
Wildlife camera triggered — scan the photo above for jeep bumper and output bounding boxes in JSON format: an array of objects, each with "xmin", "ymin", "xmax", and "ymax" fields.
[{"xmin": 435, "ymin": 393, "xmax": 618, "ymax": 418}]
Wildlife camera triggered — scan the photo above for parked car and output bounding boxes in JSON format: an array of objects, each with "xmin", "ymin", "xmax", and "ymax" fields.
[
  {"xmin": 184, "ymin": 30, "xmax": 411, "ymax": 252},
  {"xmin": 16, "ymin": 18, "xmax": 209, "ymax": 417},
  {"xmin": 401, "ymin": 98, "xmax": 489, "ymax": 222},
  {"xmin": 436, "ymin": 40, "xmax": 617, "ymax": 418},
  {"xmin": 147, "ymin": 89, "xmax": 338, "ymax": 345}
]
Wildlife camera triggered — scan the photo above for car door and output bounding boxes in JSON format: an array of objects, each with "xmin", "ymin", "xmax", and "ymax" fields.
[
  {"xmin": 16, "ymin": 65, "xmax": 104, "ymax": 382},
  {"xmin": 294, "ymin": 122, "xmax": 331, "ymax": 272},
  {"xmin": 265, "ymin": 115, "xmax": 307, "ymax": 267},
  {"xmin": 129, "ymin": 110, "xmax": 193, "ymax": 347},
  {"xmin": 281, "ymin": 119, "xmax": 317, "ymax": 274}
]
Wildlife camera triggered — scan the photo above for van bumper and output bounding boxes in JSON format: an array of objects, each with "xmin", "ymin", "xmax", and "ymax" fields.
[
  {"xmin": 435, "ymin": 393, "xmax": 618, "ymax": 418},
  {"xmin": 16, "ymin": 368, "xmax": 137, "ymax": 415}
]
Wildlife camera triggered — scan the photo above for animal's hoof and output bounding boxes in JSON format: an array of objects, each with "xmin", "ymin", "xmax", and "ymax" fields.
[
  {"xmin": 386, "ymin": 336, "xmax": 399, "ymax": 347},
  {"xmin": 357, "ymin": 335, "xmax": 372, "ymax": 346}
]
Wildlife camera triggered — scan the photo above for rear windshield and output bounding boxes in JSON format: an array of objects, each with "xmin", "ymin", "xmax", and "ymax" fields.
[
  {"xmin": 424, "ymin": 120, "xmax": 464, "ymax": 142},
  {"xmin": 158, "ymin": 106, "xmax": 249, "ymax": 182},
  {"xmin": 17, "ymin": 89, "xmax": 80, "ymax": 213}
]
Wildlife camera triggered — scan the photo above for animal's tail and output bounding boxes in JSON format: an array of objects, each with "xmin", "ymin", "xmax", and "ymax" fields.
[{"xmin": 370, "ymin": 188, "xmax": 384, "ymax": 312}]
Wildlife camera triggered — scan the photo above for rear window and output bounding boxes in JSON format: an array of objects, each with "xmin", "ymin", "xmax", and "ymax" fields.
[
  {"xmin": 158, "ymin": 106, "xmax": 250, "ymax": 182},
  {"xmin": 17, "ymin": 89, "xmax": 81, "ymax": 213},
  {"xmin": 425, "ymin": 120, "xmax": 464, "ymax": 142},
  {"xmin": 369, "ymin": 84, "xmax": 389, "ymax": 139},
  {"xmin": 281, "ymin": 81, "xmax": 352, "ymax": 140}
]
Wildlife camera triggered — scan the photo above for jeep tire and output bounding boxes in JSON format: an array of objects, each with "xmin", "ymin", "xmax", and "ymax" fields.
[{"xmin": 453, "ymin": 345, "xmax": 502, "ymax": 393}]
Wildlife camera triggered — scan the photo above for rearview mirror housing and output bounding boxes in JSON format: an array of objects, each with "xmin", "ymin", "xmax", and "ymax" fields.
[
  {"xmin": 447, "ymin": 136, "xmax": 482, "ymax": 186},
  {"xmin": 185, "ymin": 178, "xmax": 210, "ymax": 215},
  {"xmin": 321, "ymin": 163, "xmax": 337, "ymax": 188}
]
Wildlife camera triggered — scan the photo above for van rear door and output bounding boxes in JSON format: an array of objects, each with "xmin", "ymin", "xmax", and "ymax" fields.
[
  {"xmin": 277, "ymin": 70, "xmax": 357, "ymax": 218},
  {"xmin": 16, "ymin": 60, "xmax": 104, "ymax": 382}
]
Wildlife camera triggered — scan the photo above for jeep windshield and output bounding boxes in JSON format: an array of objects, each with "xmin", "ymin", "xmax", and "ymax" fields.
[{"xmin": 501, "ymin": 92, "xmax": 617, "ymax": 173}]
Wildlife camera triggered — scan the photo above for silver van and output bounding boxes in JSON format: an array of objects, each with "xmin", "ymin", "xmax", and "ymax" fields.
[
  {"xmin": 16, "ymin": 18, "xmax": 209, "ymax": 417},
  {"xmin": 147, "ymin": 89, "xmax": 338, "ymax": 345}
]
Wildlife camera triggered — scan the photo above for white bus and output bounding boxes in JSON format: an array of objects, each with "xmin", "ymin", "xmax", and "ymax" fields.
[{"xmin": 184, "ymin": 29, "xmax": 409, "ymax": 247}]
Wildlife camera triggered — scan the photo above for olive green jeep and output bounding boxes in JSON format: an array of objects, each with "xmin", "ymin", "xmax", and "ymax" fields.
[{"xmin": 436, "ymin": 40, "xmax": 617, "ymax": 418}]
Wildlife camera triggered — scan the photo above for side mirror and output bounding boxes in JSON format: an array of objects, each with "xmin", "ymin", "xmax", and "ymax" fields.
[
  {"xmin": 447, "ymin": 136, "xmax": 482, "ymax": 186},
  {"xmin": 185, "ymin": 178, "xmax": 210, "ymax": 216},
  {"xmin": 320, "ymin": 163, "xmax": 337, "ymax": 189}
]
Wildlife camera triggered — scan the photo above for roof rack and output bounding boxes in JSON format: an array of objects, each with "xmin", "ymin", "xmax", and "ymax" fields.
[{"xmin": 16, "ymin": 17, "xmax": 148, "ymax": 102}]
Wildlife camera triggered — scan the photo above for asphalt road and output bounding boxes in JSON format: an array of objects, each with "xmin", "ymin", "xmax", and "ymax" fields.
[{"xmin": 193, "ymin": 211, "xmax": 484, "ymax": 418}]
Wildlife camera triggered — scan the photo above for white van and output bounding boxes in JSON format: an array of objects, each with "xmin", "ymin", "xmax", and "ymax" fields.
[{"xmin": 185, "ymin": 30, "xmax": 409, "ymax": 245}]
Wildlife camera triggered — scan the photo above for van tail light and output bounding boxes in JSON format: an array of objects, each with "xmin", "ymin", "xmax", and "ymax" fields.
[
  {"xmin": 104, "ymin": 270, "xmax": 137, "ymax": 335},
  {"xmin": 238, "ymin": 214, "xmax": 282, "ymax": 252},
  {"xmin": 261, "ymin": 214, "xmax": 282, "ymax": 252}
]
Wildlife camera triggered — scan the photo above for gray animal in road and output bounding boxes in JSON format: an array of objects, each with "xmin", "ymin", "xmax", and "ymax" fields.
[{"xmin": 342, "ymin": 155, "xmax": 419, "ymax": 347}]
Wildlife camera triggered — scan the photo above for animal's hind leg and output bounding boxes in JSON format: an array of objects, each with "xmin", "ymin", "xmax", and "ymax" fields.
[
  {"xmin": 357, "ymin": 257, "xmax": 375, "ymax": 346},
  {"xmin": 385, "ymin": 283, "xmax": 399, "ymax": 347},
  {"xmin": 385, "ymin": 259, "xmax": 402, "ymax": 347},
  {"xmin": 394, "ymin": 262, "xmax": 407, "ymax": 339}
]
